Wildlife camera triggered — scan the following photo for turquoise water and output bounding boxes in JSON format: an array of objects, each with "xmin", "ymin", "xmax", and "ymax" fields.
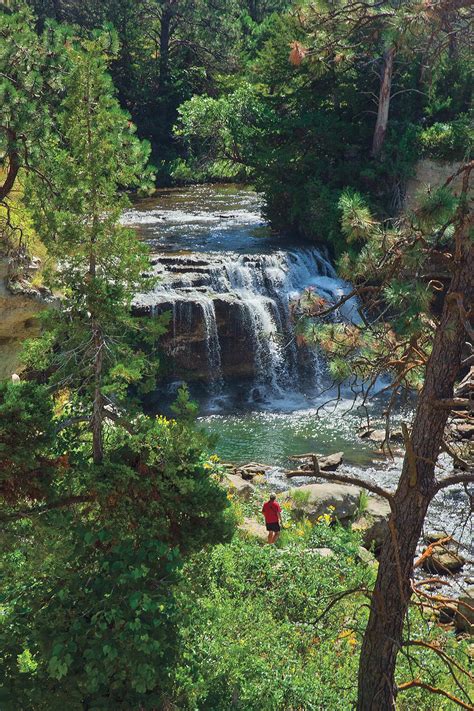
[{"xmin": 199, "ymin": 401, "xmax": 388, "ymax": 468}]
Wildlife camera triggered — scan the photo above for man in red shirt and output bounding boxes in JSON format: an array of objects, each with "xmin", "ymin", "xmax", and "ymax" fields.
[{"xmin": 262, "ymin": 492, "xmax": 282, "ymax": 544}]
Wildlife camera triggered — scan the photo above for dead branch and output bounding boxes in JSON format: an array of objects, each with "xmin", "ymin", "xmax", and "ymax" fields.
[
  {"xmin": 441, "ymin": 439, "xmax": 470, "ymax": 471},
  {"xmin": 397, "ymin": 679, "xmax": 473, "ymax": 709},
  {"xmin": 434, "ymin": 473, "xmax": 474, "ymax": 493},
  {"xmin": 432, "ymin": 398, "xmax": 473, "ymax": 410},
  {"xmin": 1, "ymin": 495, "xmax": 94, "ymax": 522},
  {"xmin": 403, "ymin": 640, "xmax": 474, "ymax": 684},
  {"xmin": 413, "ymin": 536, "xmax": 452, "ymax": 569},
  {"xmin": 313, "ymin": 586, "xmax": 369, "ymax": 624},
  {"xmin": 300, "ymin": 466, "xmax": 394, "ymax": 503}
]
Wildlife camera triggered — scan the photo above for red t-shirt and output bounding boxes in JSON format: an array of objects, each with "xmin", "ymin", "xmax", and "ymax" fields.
[{"xmin": 262, "ymin": 500, "xmax": 281, "ymax": 524}]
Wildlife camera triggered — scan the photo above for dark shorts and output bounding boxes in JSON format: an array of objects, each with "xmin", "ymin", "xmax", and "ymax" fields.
[{"xmin": 265, "ymin": 522, "xmax": 281, "ymax": 532}]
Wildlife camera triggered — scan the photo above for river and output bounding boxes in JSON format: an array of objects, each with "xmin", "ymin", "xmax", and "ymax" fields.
[{"xmin": 123, "ymin": 184, "xmax": 472, "ymax": 562}]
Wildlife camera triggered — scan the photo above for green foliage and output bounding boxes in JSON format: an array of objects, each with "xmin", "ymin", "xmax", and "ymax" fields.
[
  {"xmin": 0, "ymin": 409, "xmax": 234, "ymax": 708},
  {"xmin": 23, "ymin": 34, "xmax": 159, "ymax": 458},
  {"xmin": 419, "ymin": 117, "xmax": 472, "ymax": 160},
  {"xmin": 167, "ymin": 523, "xmax": 469, "ymax": 710},
  {"xmin": 173, "ymin": 0, "xmax": 471, "ymax": 253},
  {"xmin": 0, "ymin": 381, "xmax": 58, "ymax": 503},
  {"xmin": 288, "ymin": 487, "xmax": 310, "ymax": 506},
  {"xmin": 172, "ymin": 532, "xmax": 370, "ymax": 709}
]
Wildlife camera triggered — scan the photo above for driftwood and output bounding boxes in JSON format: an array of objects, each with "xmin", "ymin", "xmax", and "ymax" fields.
[
  {"xmin": 224, "ymin": 461, "xmax": 272, "ymax": 480},
  {"xmin": 286, "ymin": 452, "xmax": 344, "ymax": 477}
]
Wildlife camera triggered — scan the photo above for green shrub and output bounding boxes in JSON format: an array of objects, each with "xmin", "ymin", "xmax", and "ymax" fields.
[{"xmin": 419, "ymin": 117, "xmax": 472, "ymax": 160}]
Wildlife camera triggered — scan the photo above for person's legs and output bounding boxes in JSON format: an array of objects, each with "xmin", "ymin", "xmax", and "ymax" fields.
[
  {"xmin": 273, "ymin": 530, "xmax": 280, "ymax": 544},
  {"xmin": 267, "ymin": 531, "xmax": 274, "ymax": 544}
]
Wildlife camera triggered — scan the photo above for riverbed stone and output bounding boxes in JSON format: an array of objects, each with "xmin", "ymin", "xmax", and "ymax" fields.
[
  {"xmin": 282, "ymin": 483, "xmax": 362, "ymax": 523},
  {"xmin": 319, "ymin": 452, "xmax": 344, "ymax": 471},
  {"xmin": 422, "ymin": 548, "xmax": 466, "ymax": 575},
  {"xmin": 453, "ymin": 422, "xmax": 474, "ymax": 440},
  {"xmin": 358, "ymin": 428, "xmax": 404, "ymax": 446},
  {"xmin": 424, "ymin": 530, "xmax": 449, "ymax": 544},
  {"xmin": 455, "ymin": 587, "xmax": 474, "ymax": 634}
]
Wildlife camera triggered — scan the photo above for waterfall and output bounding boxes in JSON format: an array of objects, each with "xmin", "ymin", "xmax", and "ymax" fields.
[{"xmin": 134, "ymin": 248, "xmax": 357, "ymax": 400}]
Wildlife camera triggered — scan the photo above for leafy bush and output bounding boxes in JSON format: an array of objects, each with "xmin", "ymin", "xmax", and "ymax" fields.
[
  {"xmin": 0, "ymin": 406, "xmax": 234, "ymax": 709},
  {"xmin": 418, "ymin": 117, "xmax": 472, "ymax": 160}
]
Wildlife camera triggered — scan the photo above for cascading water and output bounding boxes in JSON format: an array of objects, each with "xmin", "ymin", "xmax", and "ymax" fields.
[
  {"xmin": 123, "ymin": 185, "xmax": 473, "ymax": 558},
  {"xmin": 125, "ymin": 185, "xmax": 358, "ymax": 402}
]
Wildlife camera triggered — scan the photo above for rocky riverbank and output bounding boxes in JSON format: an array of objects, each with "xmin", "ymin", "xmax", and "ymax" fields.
[{"xmin": 222, "ymin": 458, "xmax": 473, "ymax": 635}]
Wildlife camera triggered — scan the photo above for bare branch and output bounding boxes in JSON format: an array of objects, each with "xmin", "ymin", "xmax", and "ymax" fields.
[
  {"xmin": 397, "ymin": 679, "xmax": 473, "ymax": 709},
  {"xmin": 434, "ymin": 473, "xmax": 474, "ymax": 493}
]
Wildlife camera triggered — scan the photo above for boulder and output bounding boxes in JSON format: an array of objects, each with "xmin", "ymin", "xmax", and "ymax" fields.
[
  {"xmin": 223, "ymin": 473, "xmax": 255, "ymax": 500},
  {"xmin": 356, "ymin": 546, "xmax": 377, "ymax": 566},
  {"xmin": 455, "ymin": 587, "xmax": 474, "ymax": 634},
  {"xmin": 282, "ymin": 483, "xmax": 361, "ymax": 523},
  {"xmin": 308, "ymin": 547, "xmax": 335, "ymax": 558},
  {"xmin": 422, "ymin": 548, "xmax": 466, "ymax": 575},
  {"xmin": 424, "ymin": 531, "xmax": 449, "ymax": 544},
  {"xmin": 439, "ymin": 603, "xmax": 457, "ymax": 624},
  {"xmin": 319, "ymin": 452, "xmax": 344, "ymax": 471},
  {"xmin": 352, "ymin": 497, "xmax": 391, "ymax": 551},
  {"xmin": 358, "ymin": 428, "xmax": 404, "ymax": 446}
]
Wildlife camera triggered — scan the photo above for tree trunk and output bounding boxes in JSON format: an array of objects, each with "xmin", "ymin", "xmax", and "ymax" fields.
[
  {"xmin": 0, "ymin": 128, "xmax": 20, "ymax": 202},
  {"xmin": 92, "ymin": 318, "xmax": 104, "ymax": 465},
  {"xmin": 371, "ymin": 47, "xmax": 395, "ymax": 158},
  {"xmin": 159, "ymin": 3, "xmax": 172, "ymax": 90},
  {"xmin": 357, "ymin": 214, "xmax": 473, "ymax": 709}
]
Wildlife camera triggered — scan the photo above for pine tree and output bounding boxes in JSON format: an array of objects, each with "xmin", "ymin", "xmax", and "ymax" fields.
[
  {"xmin": 25, "ymin": 34, "xmax": 159, "ymax": 463},
  {"xmin": 303, "ymin": 165, "xmax": 473, "ymax": 709}
]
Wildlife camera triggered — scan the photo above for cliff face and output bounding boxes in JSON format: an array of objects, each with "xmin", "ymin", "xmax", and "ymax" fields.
[
  {"xmin": 0, "ymin": 257, "xmax": 48, "ymax": 380},
  {"xmin": 404, "ymin": 159, "xmax": 462, "ymax": 209}
]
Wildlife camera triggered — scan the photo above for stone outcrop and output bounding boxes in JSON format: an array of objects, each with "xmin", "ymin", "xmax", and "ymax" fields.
[
  {"xmin": 132, "ymin": 248, "xmax": 347, "ymax": 387},
  {"xmin": 222, "ymin": 473, "xmax": 255, "ymax": 499},
  {"xmin": 239, "ymin": 517, "xmax": 268, "ymax": 542},
  {"xmin": 404, "ymin": 159, "xmax": 462, "ymax": 210}
]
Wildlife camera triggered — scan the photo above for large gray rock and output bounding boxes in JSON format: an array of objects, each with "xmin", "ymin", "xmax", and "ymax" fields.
[
  {"xmin": 319, "ymin": 452, "xmax": 344, "ymax": 471},
  {"xmin": 282, "ymin": 483, "xmax": 362, "ymax": 523},
  {"xmin": 223, "ymin": 473, "xmax": 255, "ymax": 500},
  {"xmin": 455, "ymin": 587, "xmax": 474, "ymax": 634}
]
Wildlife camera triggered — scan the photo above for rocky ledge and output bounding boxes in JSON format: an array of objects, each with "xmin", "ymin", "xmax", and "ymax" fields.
[{"xmin": 0, "ymin": 257, "xmax": 53, "ymax": 379}]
